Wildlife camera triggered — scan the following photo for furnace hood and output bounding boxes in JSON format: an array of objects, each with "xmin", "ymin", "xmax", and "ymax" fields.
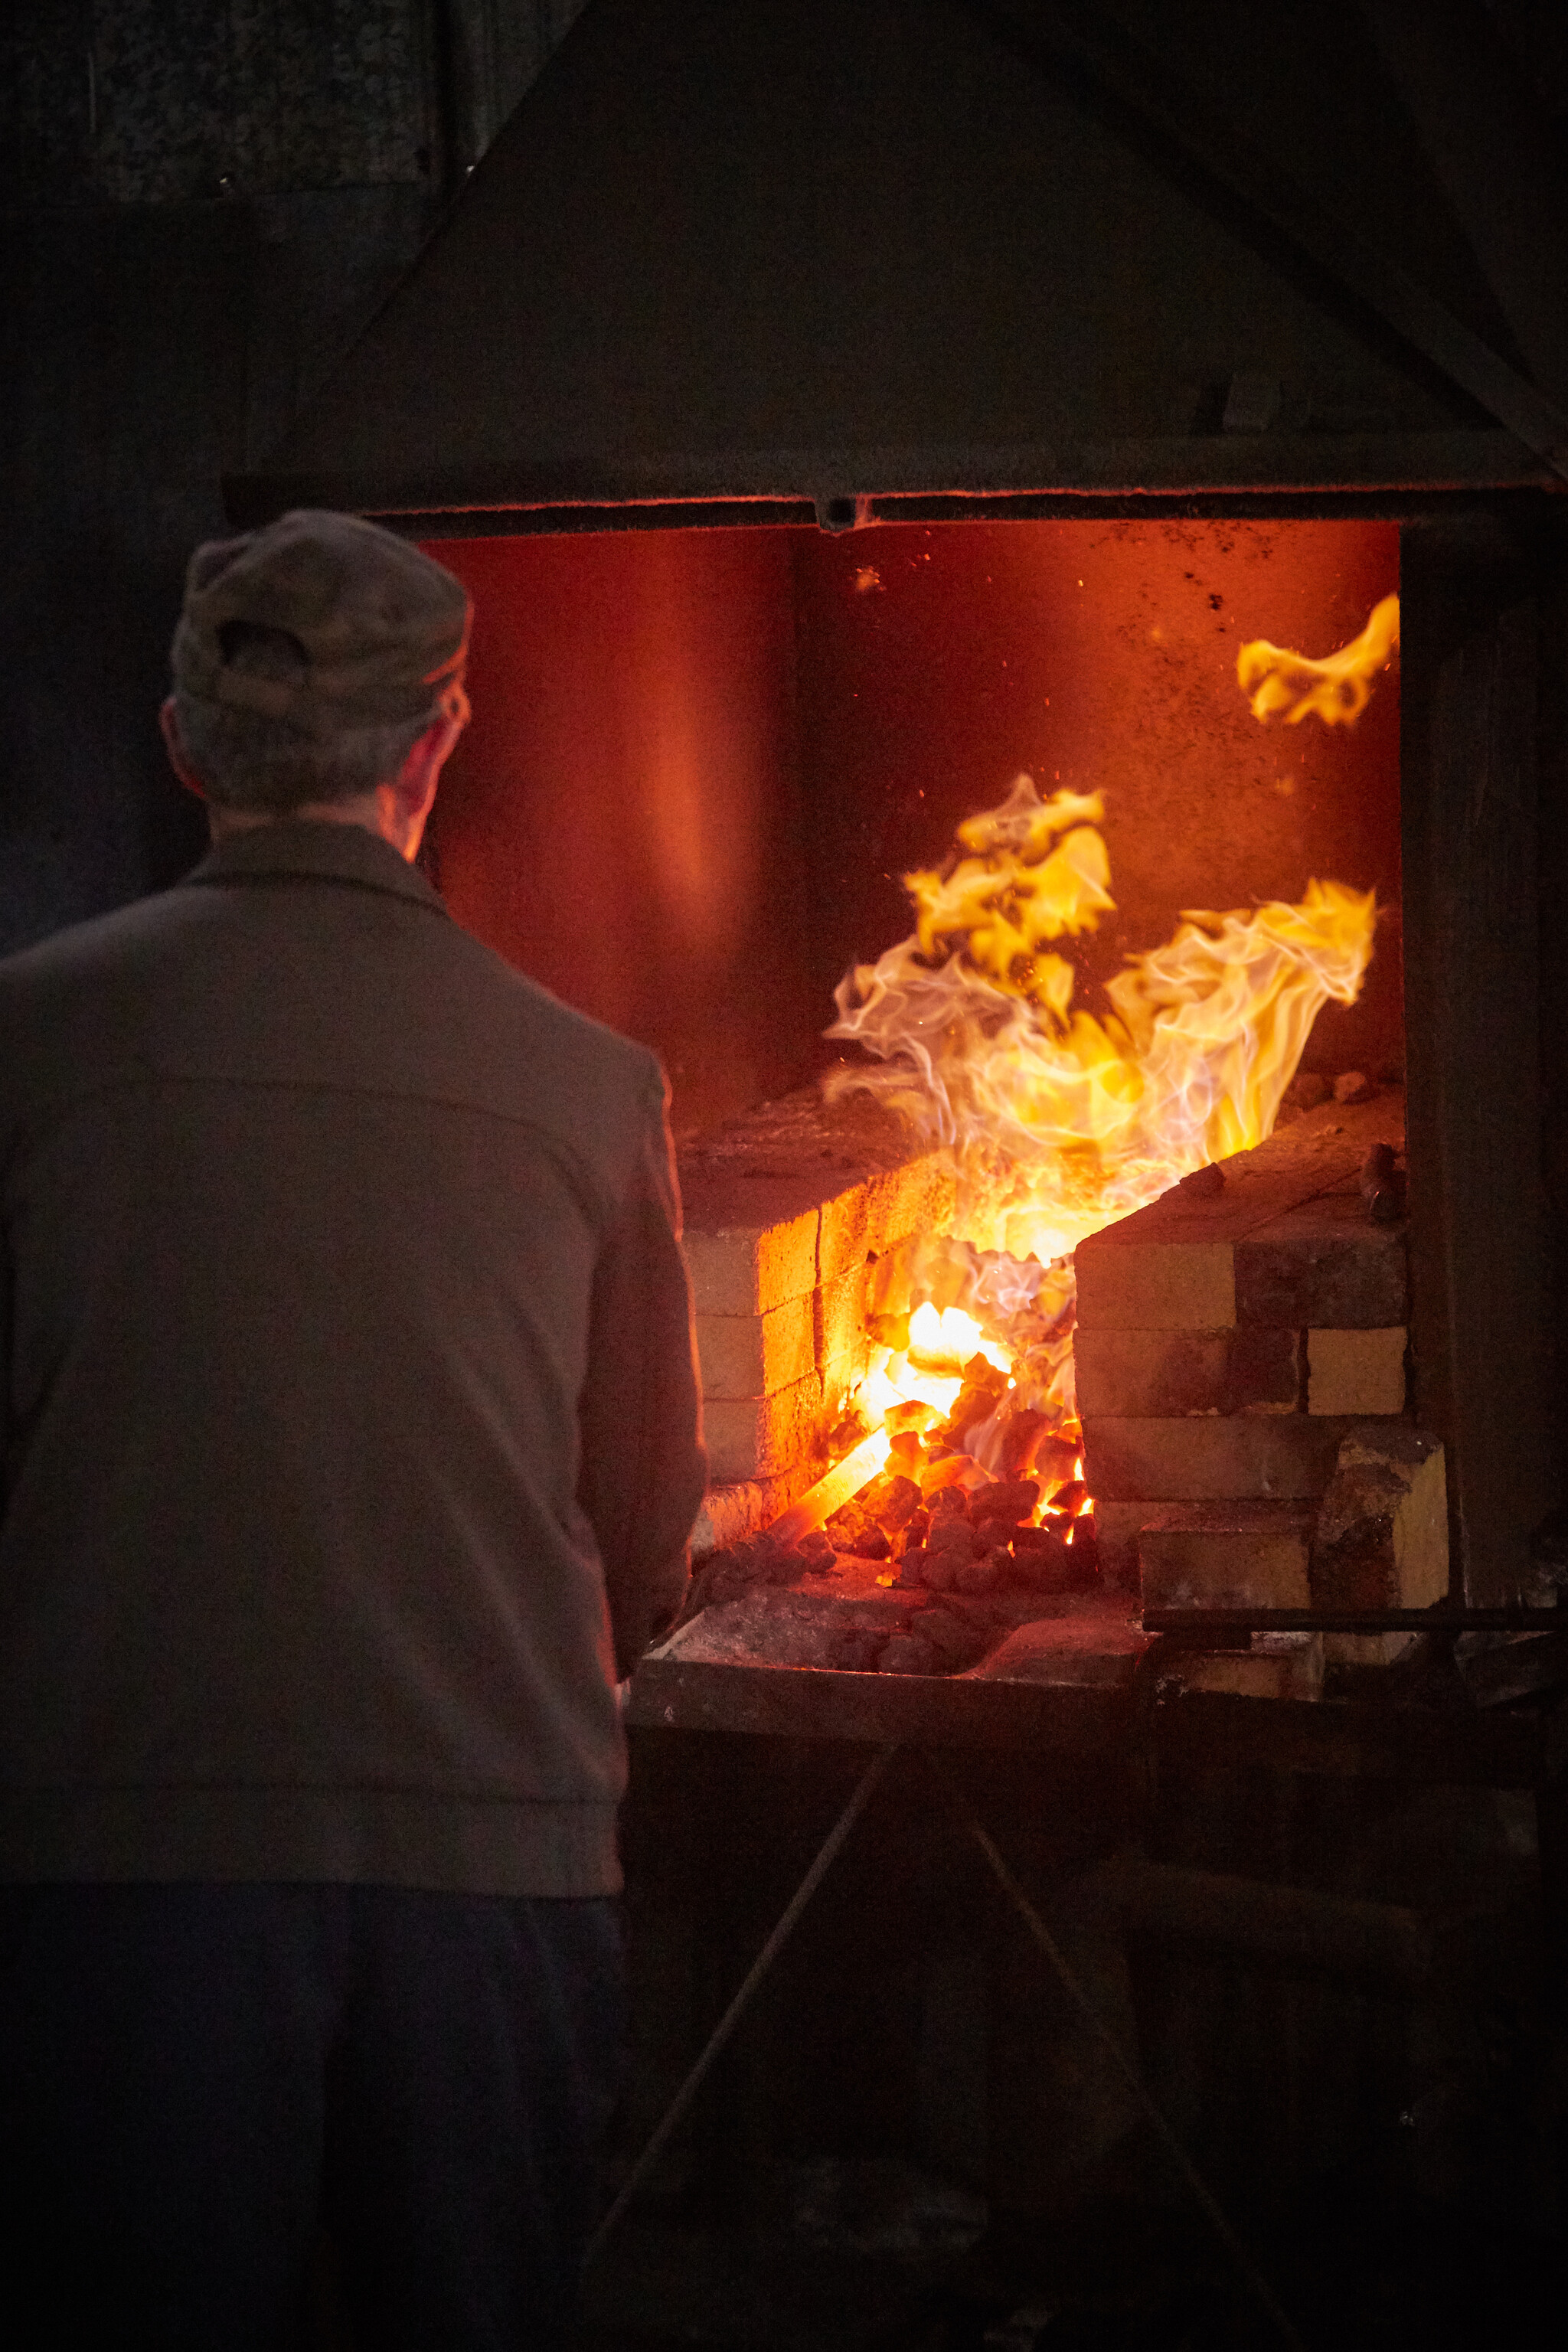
[{"xmin": 227, "ymin": 0, "xmax": 1568, "ymax": 529}]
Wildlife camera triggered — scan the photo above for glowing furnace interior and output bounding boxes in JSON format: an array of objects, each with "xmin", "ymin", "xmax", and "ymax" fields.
[{"xmin": 424, "ymin": 518, "xmax": 1403, "ymax": 1586}]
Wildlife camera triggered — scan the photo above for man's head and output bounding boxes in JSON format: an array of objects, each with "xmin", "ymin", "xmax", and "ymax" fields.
[{"xmin": 163, "ymin": 511, "xmax": 472, "ymax": 859}]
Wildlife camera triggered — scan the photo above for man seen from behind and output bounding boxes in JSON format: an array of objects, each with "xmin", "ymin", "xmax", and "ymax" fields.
[{"xmin": 0, "ymin": 511, "xmax": 706, "ymax": 2348}]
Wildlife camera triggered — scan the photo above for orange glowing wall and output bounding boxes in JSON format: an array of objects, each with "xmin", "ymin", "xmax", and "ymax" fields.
[{"xmin": 424, "ymin": 530, "xmax": 813, "ymax": 1137}]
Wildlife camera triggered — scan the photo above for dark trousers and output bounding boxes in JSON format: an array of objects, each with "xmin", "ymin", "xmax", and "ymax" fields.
[{"xmin": 0, "ymin": 1881, "xmax": 626, "ymax": 2350}]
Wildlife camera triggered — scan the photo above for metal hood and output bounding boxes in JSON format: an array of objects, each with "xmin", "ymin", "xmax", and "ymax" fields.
[{"xmin": 227, "ymin": 0, "xmax": 1568, "ymax": 528}]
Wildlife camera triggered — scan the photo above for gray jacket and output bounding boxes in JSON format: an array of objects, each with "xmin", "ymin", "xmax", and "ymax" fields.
[{"xmin": 0, "ymin": 822, "xmax": 704, "ymax": 1896}]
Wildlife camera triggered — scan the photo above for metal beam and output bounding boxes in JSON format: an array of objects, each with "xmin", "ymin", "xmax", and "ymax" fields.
[
  {"xmin": 962, "ymin": 0, "xmax": 1568, "ymax": 481},
  {"xmin": 1362, "ymin": 0, "xmax": 1568, "ymax": 413}
]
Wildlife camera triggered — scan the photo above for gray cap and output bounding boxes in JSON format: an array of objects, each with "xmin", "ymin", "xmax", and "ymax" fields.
[{"xmin": 172, "ymin": 509, "xmax": 471, "ymax": 740}]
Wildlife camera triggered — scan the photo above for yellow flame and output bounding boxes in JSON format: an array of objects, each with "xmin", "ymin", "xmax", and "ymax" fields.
[
  {"xmin": 908, "ymin": 786, "xmax": 1115, "ymax": 995},
  {"xmin": 827, "ymin": 774, "xmax": 1375, "ymax": 1265},
  {"xmin": 858, "ymin": 1348, "xmax": 963, "ymax": 1423},
  {"xmin": 906, "ymin": 1302, "xmax": 1011, "ymax": 1375},
  {"xmin": 821, "ymin": 688, "xmax": 1379, "ymax": 1518},
  {"xmin": 1236, "ymin": 593, "xmax": 1400, "ymax": 727}
]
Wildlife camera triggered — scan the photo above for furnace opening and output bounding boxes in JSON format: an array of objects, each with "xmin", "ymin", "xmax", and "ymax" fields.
[{"xmin": 424, "ymin": 517, "xmax": 1404, "ymax": 1641}]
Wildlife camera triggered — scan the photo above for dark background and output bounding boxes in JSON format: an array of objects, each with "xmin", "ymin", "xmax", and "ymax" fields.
[{"xmin": 0, "ymin": 2, "xmax": 587, "ymax": 957}]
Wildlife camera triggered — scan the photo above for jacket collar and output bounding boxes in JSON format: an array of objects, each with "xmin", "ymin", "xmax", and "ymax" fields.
[{"xmin": 181, "ymin": 819, "xmax": 446, "ymax": 915}]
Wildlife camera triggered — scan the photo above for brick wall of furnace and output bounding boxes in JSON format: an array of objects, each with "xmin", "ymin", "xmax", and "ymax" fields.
[{"xmin": 1077, "ymin": 1093, "xmax": 1413, "ymax": 1603}]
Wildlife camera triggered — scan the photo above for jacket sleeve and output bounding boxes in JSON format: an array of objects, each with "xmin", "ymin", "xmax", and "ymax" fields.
[{"xmin": 577, "ymin": 1074, "xmax": 707, "ymax": 1680}]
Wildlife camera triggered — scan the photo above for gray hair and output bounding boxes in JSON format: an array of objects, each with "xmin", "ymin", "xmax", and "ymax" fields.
[{"xmin": 173, "ymin": 622, "xmax": 433, "ymax": 811}]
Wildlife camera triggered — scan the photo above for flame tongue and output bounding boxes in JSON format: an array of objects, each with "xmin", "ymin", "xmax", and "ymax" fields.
[
  {"xmin": 828, "ymin": 774, "xmax": 1375, "ymax": 1263},
  {"xmin": 1236, "ymin": 593, "xmax": 1400, "ymax": 727}
]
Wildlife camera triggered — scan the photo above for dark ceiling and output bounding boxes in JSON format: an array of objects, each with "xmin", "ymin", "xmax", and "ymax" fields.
[{"xmin": 229, "ymin": 0, "xmax": 1568, "ymax": 524}]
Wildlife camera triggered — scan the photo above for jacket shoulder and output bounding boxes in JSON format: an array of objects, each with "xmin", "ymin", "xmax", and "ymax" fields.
[
  {"xmin": 0, "ymin": 887, "xmax": 195, "ymax": 991},
  {"xmin": 436, "ymin": 924, "xmax": 667, "ymax": 1122}
]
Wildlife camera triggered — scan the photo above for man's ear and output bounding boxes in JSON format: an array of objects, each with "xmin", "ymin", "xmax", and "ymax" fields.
[
  {"xmin": 376, "ymin": 694, "xmax": 469, "ymax": 860},
  {"xmin": 389, "ymin": 695, "xmax": 469, "ymax": 822},
  {"xmin": 159, "ymin": 696, "xmax": 208, "ymax": 801}
]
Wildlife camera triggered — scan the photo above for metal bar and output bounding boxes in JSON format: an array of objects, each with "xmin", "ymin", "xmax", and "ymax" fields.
[
  {"xmin": 584, "ymin": 1743, "xmax": 899, "ymax": 2266},
  {"xmin": 968, "ymin": 1813, "xmax": 1309, "ymax": 2352},
  {"xmin": 767, "ymin": 1430, "xmax": 893, "ymax": 1546},
  {"xmin": 1144, "ymin": 1609, "xmax": 1563, "ymax": 1637},
  {"xmin": 626, "ymin": 1654, "xmax": 1125, "ymax": 1752},
  {"xmin": 220, "ymin": 425, "xmax": 1555, "ymax": 528},
  {"xmin": 962, "ymin": 0, "xmax": 1568, "ymax": 481}
]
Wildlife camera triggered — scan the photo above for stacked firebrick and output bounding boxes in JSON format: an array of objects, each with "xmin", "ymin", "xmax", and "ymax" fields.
[
  {"xmin": 1076, "ymin": 1093, "xmax": 1445, "ymax": 1696},
  {"xmin": 678, "ymin": 1091, "xmax": 956, "ymax": 1553}
]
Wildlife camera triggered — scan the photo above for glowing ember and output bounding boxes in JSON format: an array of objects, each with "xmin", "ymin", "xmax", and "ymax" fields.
[
  {"xmin": 906, "ymin": 1303, "xmax": 1010, "ymax": 1376},
  {"xmin": 769, "ymin": 1429, "xmax": 892, "ymax": 1544},
  {"xmin": 1236, "ymin": 593, "xmax": 1400, "ymax": 727}
]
